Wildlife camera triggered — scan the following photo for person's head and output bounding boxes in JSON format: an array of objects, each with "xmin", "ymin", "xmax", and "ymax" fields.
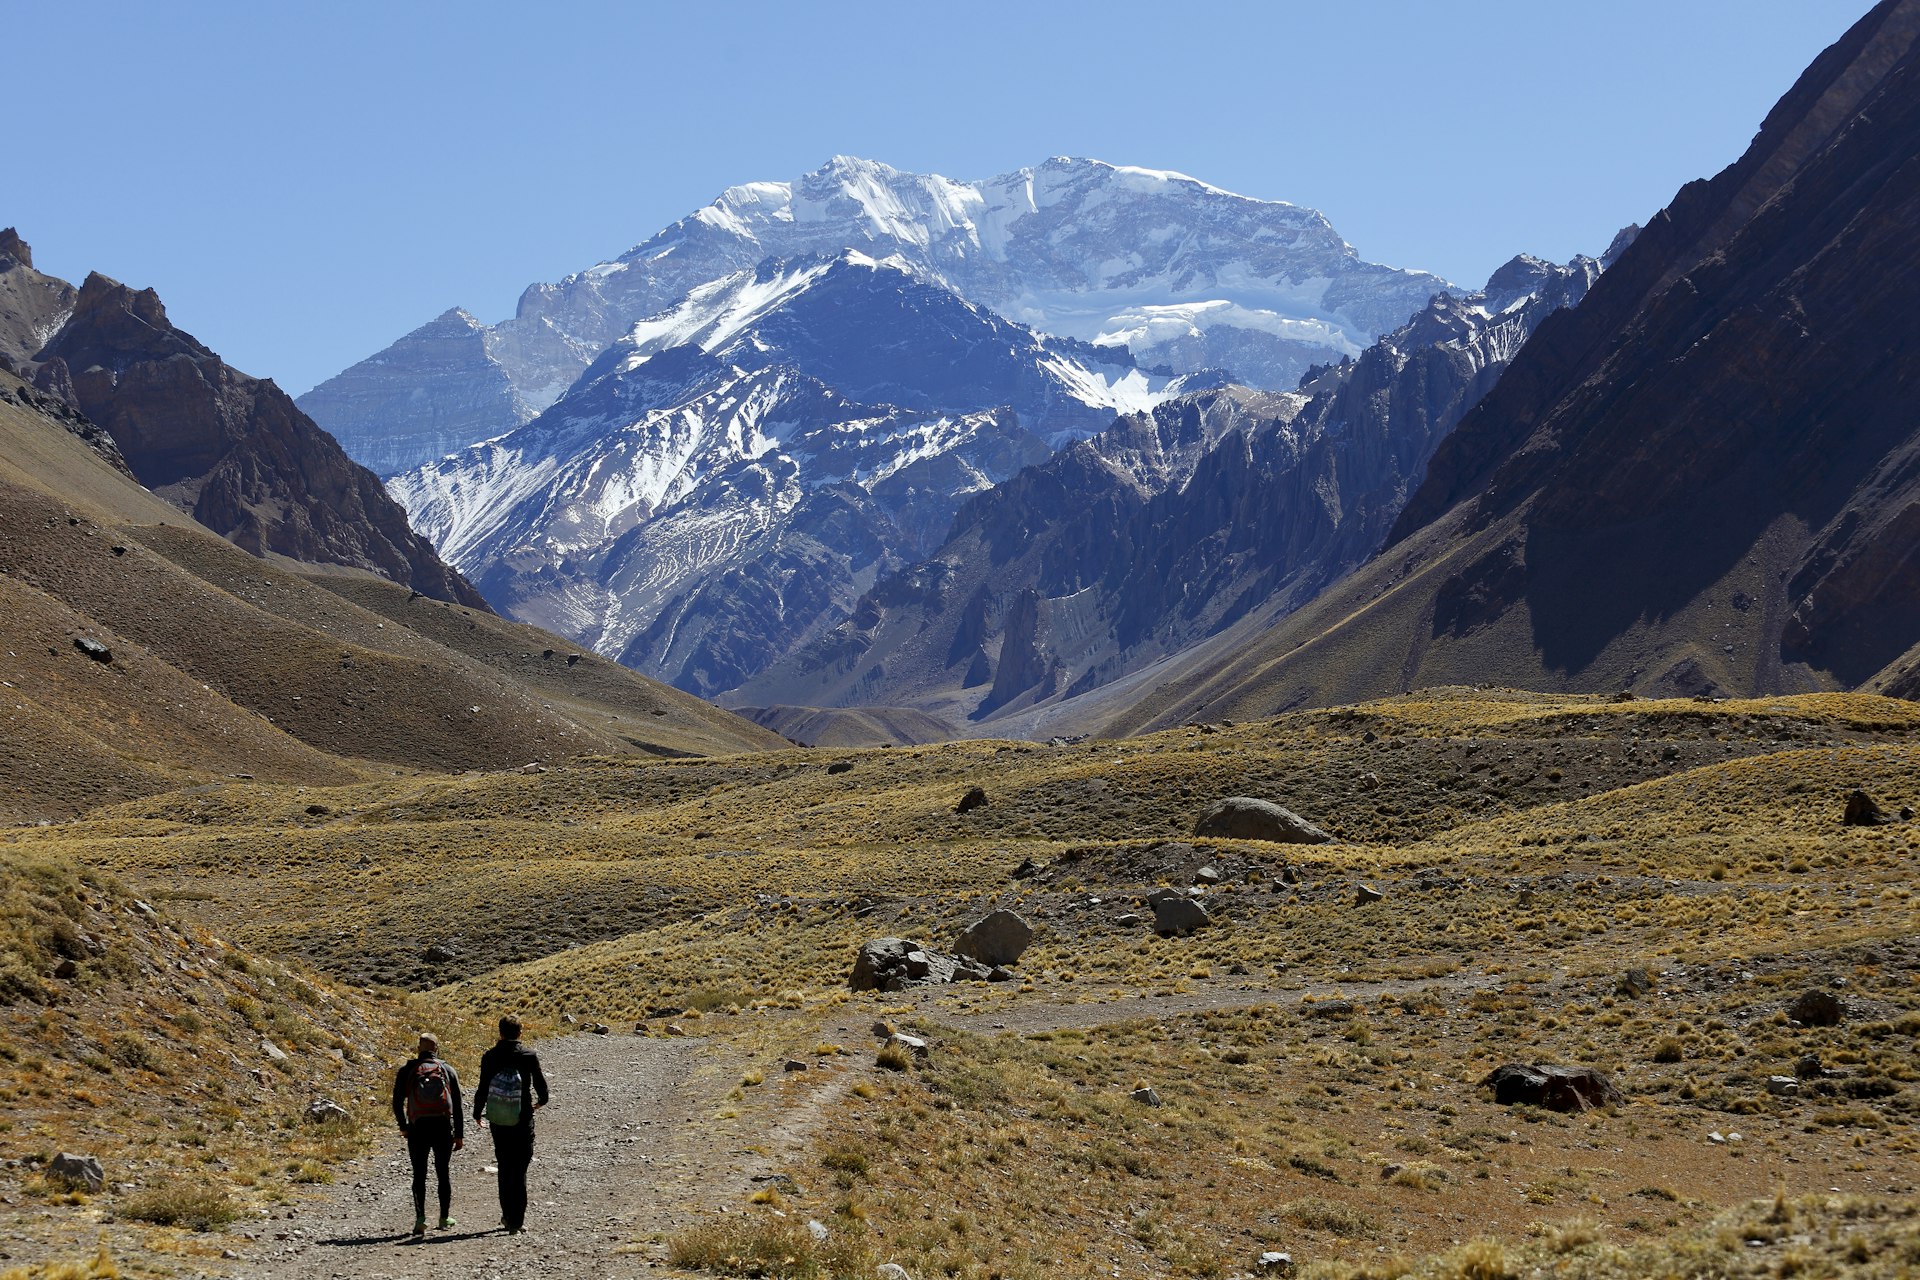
[
  {"xmin": 498, "ymin": 1015, "xmax": 522, "ymax": 1042},
  {"xmin": 417, "ymin": 1032, "xmax": 439, "ymax": 1059}
]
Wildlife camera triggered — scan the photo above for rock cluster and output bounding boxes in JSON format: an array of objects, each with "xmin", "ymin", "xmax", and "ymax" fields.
[{"xmin": 849, "ymin": 937, "xmax": 1007, "ymax": 991}]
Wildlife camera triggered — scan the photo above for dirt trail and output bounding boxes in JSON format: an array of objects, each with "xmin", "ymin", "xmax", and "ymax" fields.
[
  {"xmin": 244, "ymin": 1035, "xmax": 716, "ymax": 1280},
  {"xmin": 243, "ymin": 967, "xmax": 1529, "ymax": 1278}
]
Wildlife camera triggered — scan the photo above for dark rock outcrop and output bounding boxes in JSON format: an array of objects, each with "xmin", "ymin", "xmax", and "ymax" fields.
[
  {"xmin": 1479, "ymin": 1064, "xmax": 1624, "ymax": 1112},
  {"xmin": 35, "ymin": 273, "xmax": 485, "ymax": 608}
]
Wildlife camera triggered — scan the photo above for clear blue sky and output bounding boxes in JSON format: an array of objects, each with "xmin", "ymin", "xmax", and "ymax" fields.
[{"xmin": 8, "ymin": 1, "xmax": 1868, "ymax": 396}]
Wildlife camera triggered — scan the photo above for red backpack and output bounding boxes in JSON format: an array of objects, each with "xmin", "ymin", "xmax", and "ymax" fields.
[{"xmin": 407, "ymin": 1060, "xmax": 452, "ymax": 1121}]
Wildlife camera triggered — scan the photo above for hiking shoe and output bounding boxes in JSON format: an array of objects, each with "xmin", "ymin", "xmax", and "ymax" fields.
[
  {"xmin": 437, "ymin": 1217, "xmax": 456, "ymax": 1230},
  {"xmin": 411, "ymin": 1218, "xmax": 426, "ymax": 1237}
]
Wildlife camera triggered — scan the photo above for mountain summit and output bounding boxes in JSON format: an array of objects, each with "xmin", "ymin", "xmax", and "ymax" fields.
[{"xmin": 299, "ymin": 157, "xmax": 1450, "ymax": 475}]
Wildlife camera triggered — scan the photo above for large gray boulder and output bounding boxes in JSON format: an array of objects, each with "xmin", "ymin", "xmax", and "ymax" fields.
[
  {"xmin": 954, "ymin": 910, "xmax": 1034, "ymax": 966},
  {"xmin": 1193, "ymin": 797, "xmax": 1332, "ymax": 844},
  {"xmin": 1149, "ymin": 892, "xmax": 1212, "ymax": 935}
]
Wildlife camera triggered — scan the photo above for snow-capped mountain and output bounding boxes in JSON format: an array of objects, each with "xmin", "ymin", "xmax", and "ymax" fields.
[
  {"xmin": 391, "ymin": 252, "xmax": 1204, "ymax": 695},
  {"xmin": 732, "ymin": 249, "xmax": 1607, "ymax": 726},
  {"xmin": 300, "ymin": 156, "xmax": 1450, "ymax": 474}
]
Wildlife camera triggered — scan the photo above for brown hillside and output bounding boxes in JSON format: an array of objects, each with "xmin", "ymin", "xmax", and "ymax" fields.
[
  {"xmin": 732, "ymin": 702, "xmax": 958, "ymax": 747},
  {"xmin": 0, "ymin": 372, "xmax": 777, "ymax": 819}
]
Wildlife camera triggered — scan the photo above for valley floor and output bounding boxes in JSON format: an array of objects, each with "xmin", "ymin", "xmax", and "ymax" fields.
[{"xmin": 4, "ymin": 689, "xmax": 1918, "ymax": 1278}]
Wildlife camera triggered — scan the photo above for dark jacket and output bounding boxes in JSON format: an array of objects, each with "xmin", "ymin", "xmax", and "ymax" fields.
[
  {"xmin": 474, "ymin": 1040, "xmax": 550, "ymax": 1130},
  {"xmin": 391, "ymin": 1055, "xmax": 464, "ymax": 1141}
]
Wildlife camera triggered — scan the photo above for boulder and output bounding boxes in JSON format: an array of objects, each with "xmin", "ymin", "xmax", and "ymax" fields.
[
  {"xmin": 50, "ymin": 1152, "xmax": 105, "ymax": 1193},
  {"xmin": 260, "ymin": 1039, "xmax": 288, "ymax": 1062},
  {"xmin": 1130, "ymin": 1086, "xmax": 1162, "ymax": 1107},
  {"xmin": 51, "ymin": 957, "xmax": 77, "ymax": 980},
  {"xmin": 827, "ymin": 761, "xmax": 854, "ymax": 775},
  {"xmin": 1193, "ymin": 797, "xmax": 1332, "ymax": 844},
  {"xmin": 955, "ymin": 786, "xmax": 989, "ymax": 814},
  {"xmin": 1788, "ymin": 989, "xmax": 1844, "ymax": 1027},
  {"xmin": 1842, "ymin": 789, "xmax": 1895, "ymax": 825},
  {"xmin": 423, "ymin": 944, "xmax": 457, "ymax": 964},
  {"xmin": 953, "ymin": 910, "xmax": 1035, "ymax": 966},
  {"xmin": 1194, "ymin": 866, "xmax": 1222, "ymax": 885},
  {"xmin": 1354, "ymin": 883, "xmax": 1384, "ymax": 905},
  {"xmin": 887, "ymin": 1033, "xmax": 930, "ymax": 1060},
  {"xmin": 1479, "ymin": 1063, "xmax": 1624, "ymax": 1112},
  {"xmin": 1617, "ymin": 967, "xmax": 1656, "ymax": 999},
  {"xmin": 72, "ymin": 636, "xmax": 112, "ymax": 664},
  {"xmin": 1150, "ymin": 895, "xmax": 1211, "ymax": 935}
]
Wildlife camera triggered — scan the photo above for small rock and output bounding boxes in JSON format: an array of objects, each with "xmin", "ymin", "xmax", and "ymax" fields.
[
  {"xmin": 806, "ymin": 1219, "xmax": 829, "ymax": 1242},
  {"xmin": 1766, "ymin": 1076, "xmax": 1799, "ymax": 1097},
  {"xmin": 1304, "ymin": 999, "xmax": 1354, "ymax": 1019},
  {"xmin": 887, "ymin": 1033, "xmax": 930, "ymax": 1060},
  {"xmin": 1354, "ymin": 883, "xmax": 1384, "ymax": 905},
  {"xmin": 51, "ymin": 957, "xmax": 77, "ymax": 980},
  {"xmin": 561, "ymin": 1013, "xmax": 578, "ymax": 1026},
  {"xmin": 304, "ymin": 1100, "xmax": 351, "ymax": 1125},
  {"xmin": 665, "ymin": 1023, "xmax": 688, "ymax": 1037},
  {"xmin": 260, "ymin": 1039, "xmax": 288, "ymax": 1062},
  {"xmin": 1257, "ymin": 1252, "xmax": 1294, "ymax": 1275},
  {"xmin": 1794, "ymin": 1053, "xmax": 1825, "ymax": 1080},
  {"xmin": 590, "ymin": 1023, "xmax": 610, "ymax": 1035},
  {"xmin": 876, "ymin": 1265, "xmax": 915, "ymax": 1280},
  {"xmin": 1131, "ymin": 1086, "xmax": 1162, "ymax": 1107},
  {"xmin": 783, "ymin": 1059, "xmax": 809, "ymax": 1073},
  {"xmin": 1281, "ymin": 865, "xmax": 1301, "ymax": 885},
  {"xmin": 49, "ymin": 1152, "xmax": 104, "ymax": 1193},
  {"xmin": 423, "ymin": 944, "xmax": 457, "ymax": 964},
  {"xmin": 1113, "ymin": 912, "xmax": 1145, "ymax": 926},
  {"xmin": 72, "ymin": 637, "xmax": 112, "ymax": 664},
  {"xmin": 826, "ymin": 761, "xmax": 854, "ymax": 775},
  {"xmin": 954, "ymin": 786, "xmax": 989, "ymax": 814},
  {"xmin": 1194, "ymin": 865, "xmax": 1222, "ymax": 885},
  {"xmin": 1709, "ymin": 1131, "xmax": 1726, "ymax": 1144},
  {"xmin": 870, "ymin": 1020, "xmax": 896, "ymax": 1039},
  {"xmin": 1011, "ymin": 856, "xmax": 1047, "ymax": 880}
]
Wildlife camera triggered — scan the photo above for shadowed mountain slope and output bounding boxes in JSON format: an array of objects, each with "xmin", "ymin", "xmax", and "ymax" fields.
[
  {"xmin": 0, "ymin": 234, "xmax": 484, "ymax": 608},
  {"xmin": 1105, "ymin": 0, "xmax": 1920, "ymax": 733}
]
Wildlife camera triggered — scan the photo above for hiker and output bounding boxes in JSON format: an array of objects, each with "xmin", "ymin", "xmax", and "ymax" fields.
[
  {"xmin": 390, "ymin": 1032, "xmax": 464, "ymax": 1236},
  {"xmin": 473, "ymin": 1014, "xmax": 550, "ymax": 1235}
]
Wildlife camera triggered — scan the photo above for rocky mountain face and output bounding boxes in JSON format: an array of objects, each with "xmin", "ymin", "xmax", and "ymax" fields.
[
  {"xmin": 0, "ymin": 237, "xmax": 485, "ymax": 608},
  {"xmin": 1106, "ymin": 0, "xmax": 1920, "ymax": 732},
  {"xmin": 733, "ymin": 252, "xmax": 1602, "ymax": 724},
  {"xmin": 391, "ymin": 253, "xmax": 1208, "ymax": 696},
  {"xmin": 299, "ymin": 156, "xmax": 1451, "ymax": 474}
]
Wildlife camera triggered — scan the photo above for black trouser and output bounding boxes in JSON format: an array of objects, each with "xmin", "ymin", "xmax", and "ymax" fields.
[
  {"xmin": 405, "ymin": 1117, "xmax": 455, "ymax": 1221},
  {"xmin": 490, "ymin": 1123, "xmax": 535, "ymax": 1230}
]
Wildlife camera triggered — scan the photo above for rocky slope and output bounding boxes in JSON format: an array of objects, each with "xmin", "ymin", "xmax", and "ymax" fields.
[
  {"xmin": 0, "ymin": 237, "xmax": 485, "ymax": 607},
  {"xmin": 734, "ymin": 250, "xmax": 1604, "ymax": 726},
  {"xmin": 299, "ymin": 156, "xmax": 1450, "ymax": 473},
  {"xmin": 392, "ymin": 253, "xmax": 1213, "ymax": 697},
  {"xmin": 1105, "ymin": 0, "xmax": 1920, "ymax": 732}
]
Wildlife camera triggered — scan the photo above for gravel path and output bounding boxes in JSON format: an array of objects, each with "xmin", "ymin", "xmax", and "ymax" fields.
[{"xmin": 241, "ymin": 1035, "xmax": 711, "ymax": 1280}]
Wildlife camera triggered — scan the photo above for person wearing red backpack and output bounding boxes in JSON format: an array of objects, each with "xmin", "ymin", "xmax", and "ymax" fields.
[{"xmin": 390, "ymin": 1032, "xmax": 465, "ymax": 1237}]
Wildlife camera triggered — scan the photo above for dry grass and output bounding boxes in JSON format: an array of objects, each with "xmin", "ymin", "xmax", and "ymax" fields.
[{"xmin": 9, "ymin": 688, "xmax": 1919, "ymax": 1276}]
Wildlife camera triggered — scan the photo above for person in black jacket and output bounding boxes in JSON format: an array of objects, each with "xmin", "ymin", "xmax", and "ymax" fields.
[
  {"xmin": 390, "ymin": 1032, "xmax": 464, "ymax": 1235},
  {"xmin": 472, "ymin": 1014, "xmax": 550, "ymax": 1235}
]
